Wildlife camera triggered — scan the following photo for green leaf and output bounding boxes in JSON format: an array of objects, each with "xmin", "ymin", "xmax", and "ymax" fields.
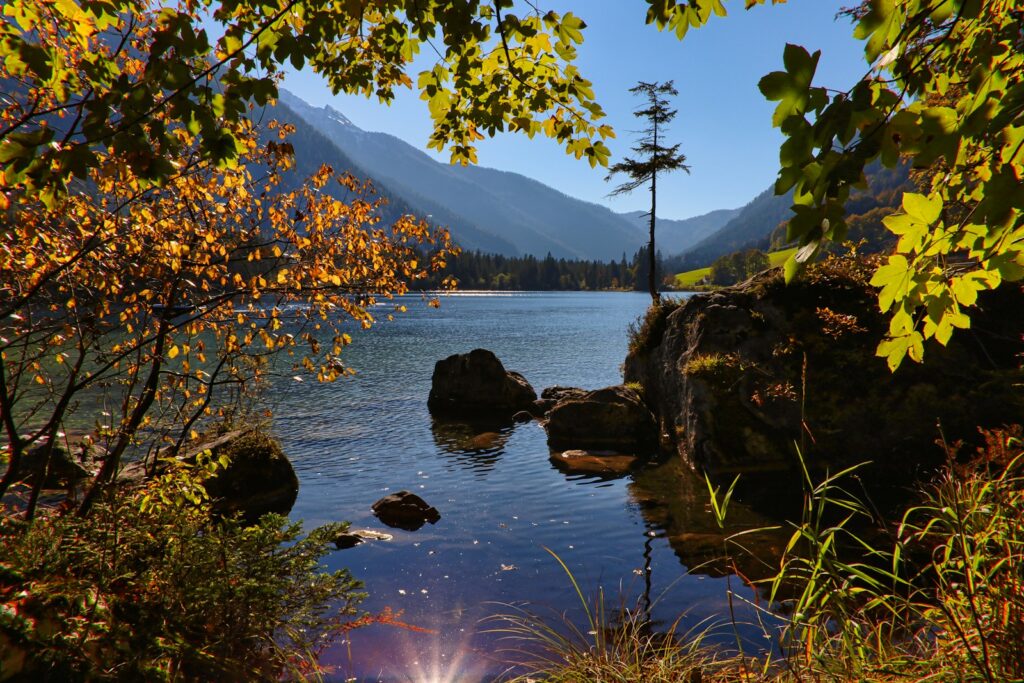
[{"xmin": 902, "ymin": 192, "xmax": 942, "ymax": 224}]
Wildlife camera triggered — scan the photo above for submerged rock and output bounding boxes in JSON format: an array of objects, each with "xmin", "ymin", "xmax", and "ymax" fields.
[
  {"xmin": 371, "ymin": 490, "xmax": 441, "ymax": 531},
  {"xmin": 545, "ymin": 385, "xmax": 658, "ymax": 453},
  {"xmin": 550, "ymin": 450, "xmax": 637, "ymax": 476},
  {"xmin": 624, "ymin": 260, "xmax": 1024, "ymax": 512},
  {"xmin": 333, "ymin": 528, "xmax": 394, "ymax": 549},
  {"xmin": 428, "ymin": 349, "xmax": 537, "ymax": 419}
]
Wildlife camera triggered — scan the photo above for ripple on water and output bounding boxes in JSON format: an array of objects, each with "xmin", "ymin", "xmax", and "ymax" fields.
[{"xmin": 270, "ymin": 292, "xmax": 778, "ymax": 681}]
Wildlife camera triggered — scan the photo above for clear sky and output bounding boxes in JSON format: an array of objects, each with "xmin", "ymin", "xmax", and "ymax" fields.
[{"xmin": 282, "ymin": 1, "xmax": 870, "ymax": 221}]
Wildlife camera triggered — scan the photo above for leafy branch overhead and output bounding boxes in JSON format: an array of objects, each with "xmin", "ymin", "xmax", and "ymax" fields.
[
  {"xmin": 0, "ymin": 0, "xmax": 614, "ymax": 206},
  {"xmin": 752, "ymin": 3, "xmax": 1024, "ymax": 369}
]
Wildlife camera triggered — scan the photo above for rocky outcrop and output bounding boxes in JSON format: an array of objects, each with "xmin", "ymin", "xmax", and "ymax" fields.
[
  {"xmin": 624, "ymin": 260, "xmax": 1024, "ymax": 511},
  {"xmin": 428, "ymin": 349, "xmax": 537, "ymax": 419},
  {"xmin": 545, "ymin": 385, "xmax": 659, "ymax": 453},
  {"xmin": 371, "ymin": 491, "xmax": 441, "ymax": 531}
]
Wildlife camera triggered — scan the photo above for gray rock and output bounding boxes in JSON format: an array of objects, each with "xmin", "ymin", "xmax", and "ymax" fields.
[
  {"xmin": 545, "ymin": 385, "xmax": 658, "ymax": 453},
  {"xmin": 371, "ymin": 490, "xmax": 441, "ymax": 531},
  {"xmin": 428, "ymin": 349, "xmax": 537, "ymax": 419}
]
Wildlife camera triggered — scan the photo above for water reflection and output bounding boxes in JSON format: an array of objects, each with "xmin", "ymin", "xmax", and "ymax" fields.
[
  {"xmin": 430, "ymin": 418, "xmax": 513, "ymax": 476},
  {"xmin": 628, "ymin": 459, "xmax": 788, "ymax": 587}
]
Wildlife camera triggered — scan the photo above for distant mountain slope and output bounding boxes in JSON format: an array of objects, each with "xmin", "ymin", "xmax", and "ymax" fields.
[
  {"xmin": 266, "ymin": 100, "xmax": 520, "ymax": 256},
  {"xmin": 278, "ymin": 90, "xmax": 646, "ymax": 261},
  {"xmin": 675, "ymin": 187, "xmax": 795, "ymax": 269},
  {"xmin": 674, "ymin": 162, "xmax": 912, "ymax": 269},
  {"xmin": 620, "ymin": 207, "xmax": 741, "ymax": 256}
]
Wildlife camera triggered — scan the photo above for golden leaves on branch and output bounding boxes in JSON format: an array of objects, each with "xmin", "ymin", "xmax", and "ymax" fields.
[{"xmin": 2, "ymin": 116, "xmax": 455, "ymax": 452}]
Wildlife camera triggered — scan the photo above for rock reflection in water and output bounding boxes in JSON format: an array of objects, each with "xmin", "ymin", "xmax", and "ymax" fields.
[
  {"xmin": 430, "ymin": 418, "xmax": 513, "ymax": 475},
  {"xmin": 628, "ymin": 458, "xmax": 789, "ymax": 587}
]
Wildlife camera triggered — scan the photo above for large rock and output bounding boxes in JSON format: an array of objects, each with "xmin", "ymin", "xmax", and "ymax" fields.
[
  {"xmin": 202, "ymin": 430, "xmax": 299, "ymax": 522},
  {"xmin": 371, "ymin": 491, "xmax": 441, "ymax": 531},
  {"xmin": 545, "ymin": 385, "xmax": 659, "ymax": 453},
  {"xmin": 623, "ymin": 259, "xmax": 1024, "ymax": 512},
  {"xmin": 428, "ymin": 349, "xmax": 537, "ymax": 419}
]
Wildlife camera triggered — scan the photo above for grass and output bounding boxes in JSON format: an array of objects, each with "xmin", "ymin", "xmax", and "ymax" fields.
[
  {"xmin": 494, "ymin": 428, "xmax": 1024, "ymax": 682},
  {"xmin": 674, "ymin": 248, "xmax": 798, "ymax": 289}
]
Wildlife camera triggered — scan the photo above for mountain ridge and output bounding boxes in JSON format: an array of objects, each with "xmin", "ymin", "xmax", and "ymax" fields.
[{"xmin": 277, "ymin": 89, "xmax": 647, "ymax": 261}]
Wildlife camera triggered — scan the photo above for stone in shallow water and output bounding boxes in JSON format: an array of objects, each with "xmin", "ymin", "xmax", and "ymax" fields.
[
  {"xmin": 545, "ymin": 385, "xmax": 658, "ymax": 453},
  {"xmin": 333, "ymin": 528, "xmax": 394, "ymax": 549},
  {"xmin": 427, "ymin": 348, "xmax": 536, "ymax": 419},
  {"xmin": 371, "ymin": 490, "xmax": 441, "ymax": 531},
  {"xmin": 549, "ymin": 449, "xmax": 638, "ymax": 476}
]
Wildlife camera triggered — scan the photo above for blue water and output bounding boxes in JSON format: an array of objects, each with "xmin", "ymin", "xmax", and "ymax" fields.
[{"xmin": 268, "ymin": 292, "xmax": 777, "ymax": 682}]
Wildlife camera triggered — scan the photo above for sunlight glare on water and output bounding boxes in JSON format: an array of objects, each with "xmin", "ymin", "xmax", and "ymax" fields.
[{"xmin": 267, "ymin": 291, "xmax": 777, "ymax": 682}]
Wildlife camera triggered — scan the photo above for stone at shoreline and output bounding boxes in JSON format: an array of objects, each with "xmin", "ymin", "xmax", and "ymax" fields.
[
  {"xmin": 550, "ymin": 450, "xmax": 637, "ymax": 476},
  {"xmin": 541, "ymin": 386, "xmax": 588, "ymax": 402},
  {"xmin": 545, "ymin": 385, "xmax": 659, "ymax": 453},
  {"xmin": 623, "ymin": 261, "xmax": 1024, "ymax": 513},
  {"xmin": 333, "ymin": 528, "xmax": 395, "ymax": 549},
  {"xmin": 12, "ymin": 443, "xmax": 90, "ymax": 488},
  {"xmin": 533, "ymin": 386, "xmax": 588, "ymax": 417},
  {"xmin": 202, "ymin": 430, "xmax": 300, "ymax": 522},
  {"xmin": 428, "ymin": 349, "xmax": 537, "ymax": 419},
  {"xmin": 512, "ymin": 410, "xmax": 534, "ymax": 423},
  {"xmin": 371, "ymin": 490, "xmax": 441, "ymax": 531}
]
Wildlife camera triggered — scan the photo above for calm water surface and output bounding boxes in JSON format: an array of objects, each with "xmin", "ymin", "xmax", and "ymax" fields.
[{"xmin": 269, "ymin": 292, "xmax": 778, "ymax": 682}]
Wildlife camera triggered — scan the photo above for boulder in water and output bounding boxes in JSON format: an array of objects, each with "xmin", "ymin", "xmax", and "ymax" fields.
[
  {"xmin": 428, "ymin": 349, "xmax": 536, "ymax": 419},
  {"xmin": 371, "ymin": 490, "xmax": 441, "ymax": 531}
]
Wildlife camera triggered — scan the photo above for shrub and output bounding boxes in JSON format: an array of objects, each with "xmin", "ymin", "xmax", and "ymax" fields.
[
  {"xmin": 627, "ymin": 298, "xmax": 684, "ymax": 356},
  {"xmin": 0, "ymin": 454, "xmax": 363, "ymax": 682}
]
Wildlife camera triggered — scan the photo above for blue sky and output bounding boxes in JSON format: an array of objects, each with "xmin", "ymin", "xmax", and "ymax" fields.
[{"xmin": 283, "ymin": 1, "xmax": 870, "ymax": 221}]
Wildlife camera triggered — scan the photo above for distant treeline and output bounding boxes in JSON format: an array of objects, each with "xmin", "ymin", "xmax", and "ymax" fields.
[{"xmin": 416, "ymin": 247, "xmax": 667, "ymax": 291}]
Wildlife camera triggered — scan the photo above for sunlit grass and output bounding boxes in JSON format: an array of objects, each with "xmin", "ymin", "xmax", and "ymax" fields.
[
  {"xmin": 673, "ymin": 247, "xmax": 798, "ymax": 289},
  {"xmin": 491, "ymin": 431, "xmax": 1024, "ymax": 683}
]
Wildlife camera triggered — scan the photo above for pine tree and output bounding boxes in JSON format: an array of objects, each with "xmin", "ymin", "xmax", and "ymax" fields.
[{"xmin": 606, "ymin": 81, "xmax": 690, "ymax": 302}]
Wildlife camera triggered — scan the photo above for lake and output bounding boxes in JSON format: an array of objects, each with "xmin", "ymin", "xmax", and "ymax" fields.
[{"xmin": 270, "ymin": 291, "xmax": 782, "ymax": 682}]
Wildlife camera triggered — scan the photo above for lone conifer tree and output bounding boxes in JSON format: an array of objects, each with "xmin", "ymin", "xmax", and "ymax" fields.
[{"xmin": 606, "ymin": 81, "xmax": 690, "ymax": 302}]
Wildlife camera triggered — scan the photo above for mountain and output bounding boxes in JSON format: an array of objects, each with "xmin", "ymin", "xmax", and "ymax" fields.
[
  {"xmin": 673, "ymin": 161, "xmax": 912, "ymax": 270},
  {"xmin": 619, "ymin": 207, "xmax": 741, "ymax": 256},
  {"xmin": 276, "ymin": 90, "xmax": 646, "ymax": 261},
  {"xmin": 265, "ymin": 100, "xmax": 521, "ymax": 256},
  {"xmin": 674, "ymin": 187, "xmax": 795, "ymax": 269}
]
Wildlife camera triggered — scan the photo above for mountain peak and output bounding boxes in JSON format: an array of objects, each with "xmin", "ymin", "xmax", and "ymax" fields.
[{"xmin": 321, "ymin": 104, "xmax": 354, "ymax": 128}]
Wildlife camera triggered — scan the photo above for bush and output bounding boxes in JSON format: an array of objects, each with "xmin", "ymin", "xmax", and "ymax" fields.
[
  {"xmin": 627, "ymin": 298, "xmax": 683, "ymax": 356},
  {"xmin": 0, "ymin": 453, "xmax": 363, "ymax": 682}
]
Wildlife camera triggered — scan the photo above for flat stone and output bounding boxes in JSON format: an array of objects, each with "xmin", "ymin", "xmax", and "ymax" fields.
[
  {"xmin": 550, "ymin": 450, "xmax": 638, "ymax": 476},
  {"xmin": 333, "ymin": 528, "xmax": 394, "ymax": 549}
]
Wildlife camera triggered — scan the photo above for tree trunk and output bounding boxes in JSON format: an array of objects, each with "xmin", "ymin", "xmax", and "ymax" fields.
[{"xmin": 648, "ymin": 177, "xmax": 658, "ymax": 303}]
